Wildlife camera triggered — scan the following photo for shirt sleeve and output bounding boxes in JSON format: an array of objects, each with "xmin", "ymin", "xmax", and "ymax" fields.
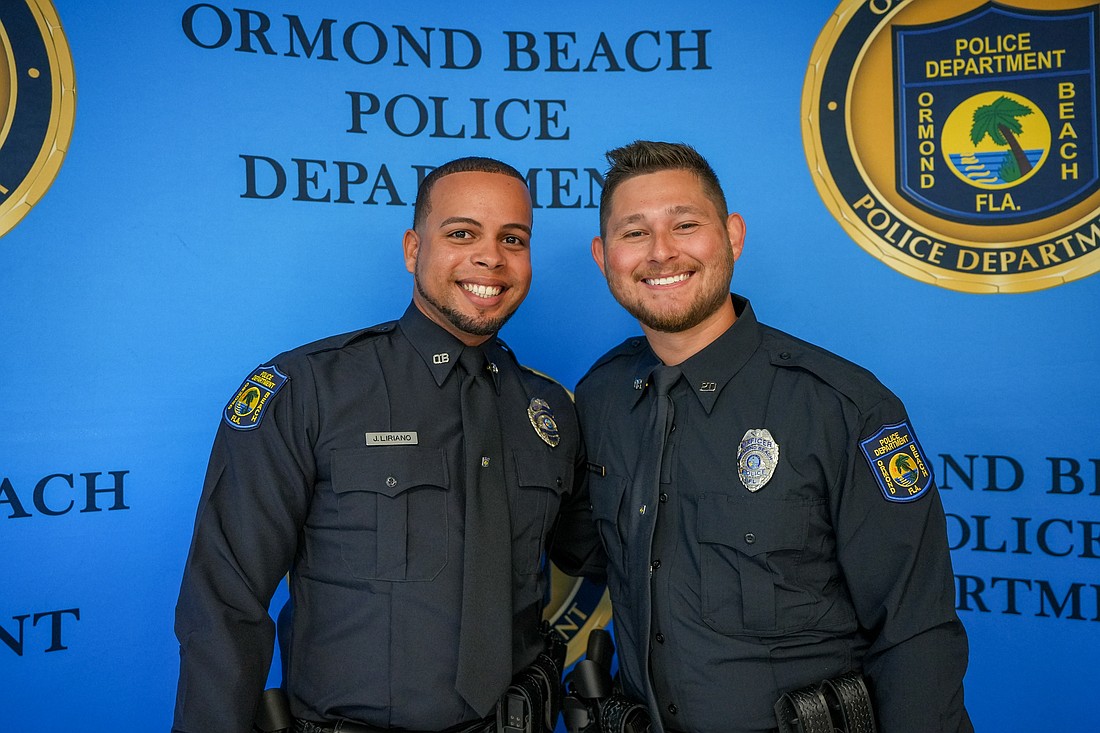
[
  {"xmin": 833, "ymin": 395, "xmax": 973, "ymax": 732},
  {"xmin": 547, "ymin": 437, "xmax": 608, "ymax": 582},
  {"xmin": 172, "ymin": 364, "xmax": 316, "ymax": 733}
]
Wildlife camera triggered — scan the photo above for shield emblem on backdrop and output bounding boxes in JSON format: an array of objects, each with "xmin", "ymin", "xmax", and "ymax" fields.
[{"xmin": 893, "ymin": 3, "xmax": 1099, "ymax": 225}]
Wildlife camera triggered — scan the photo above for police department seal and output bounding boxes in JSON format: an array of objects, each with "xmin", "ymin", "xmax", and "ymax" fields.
[
  {"xmin": 0, "ymin": 1, "xmax": 75, "ymax": 239},
  {"xmin": 803, "ymin": 0, "xmax": 1100, "ymax": 293},
  {"xmin": 544, "ymin": 563, "xmax": 612, "ymax": 665}
]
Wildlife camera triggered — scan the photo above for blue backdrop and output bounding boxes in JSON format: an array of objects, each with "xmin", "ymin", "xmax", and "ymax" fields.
[{"xmin": 2, "ymin": 1, "xmax": 1098, "ymax": 730}]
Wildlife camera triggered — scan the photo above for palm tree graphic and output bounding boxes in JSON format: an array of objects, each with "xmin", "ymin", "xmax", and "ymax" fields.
[
  {"xmin": 892, "ymin": 453, "xmax": 918, "ymax": 486},
  {"xmin": 969, "ymin": 96, "xmax": 1035, "ymax": 181}
]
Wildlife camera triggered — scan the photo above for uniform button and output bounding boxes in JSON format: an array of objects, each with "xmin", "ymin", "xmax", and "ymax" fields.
[
  {"xmin": 556, "ymin": 477, "xmax": 563, "ymax": 488},
  {"xmin": 667, "ymin": 704, "xmax": 678, "ymax": 715},
  {"xmin": 659, "ymin": 492, "xmax": 669, "ymax": 503},
  {"xmin": 745, "ymin": 532, "xmax": 756, "ymax": 544},
  {"xmin": 779, "ymin": 351, "xmax": 791, "ymax": 360},
  {"xmin": 651, "ymin": 559, "xmax": 662, "ymax": 570},
  {"xmin": 386, "ymin": 476, "xmax": 397, "ymax": 488},
  {"xmin": 655, "ymin": 632, "xmax": 665, "ymax": 643}
]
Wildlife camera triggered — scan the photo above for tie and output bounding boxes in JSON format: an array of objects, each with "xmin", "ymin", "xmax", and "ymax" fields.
[
  {"xmin": 455, "ymin": 345, "xmax": 513, "ymax": 716},
  {"xmin": 650, "ymin": 364, "xmax": 681, "ymax": 450},
  {"xmin": 639, "ymin": 364, "xmax": 681, "ymax": 714}
]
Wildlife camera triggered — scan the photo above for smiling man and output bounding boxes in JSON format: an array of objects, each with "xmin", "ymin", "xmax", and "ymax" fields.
[
  {"xmin": 575, "ymin": 141, "xmax": 972, "ymax": 733},
  {"xmin": 173, "ymin": 157, "xmax": 599, "ymax": 733}
]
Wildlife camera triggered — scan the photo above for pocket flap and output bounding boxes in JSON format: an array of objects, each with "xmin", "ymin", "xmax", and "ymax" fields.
[
  {"xmin": 698, "ymin": 494, "xmax": 805, "ymax": 557},
  {"xmin": 588, "ymin": 472, "xmax": 627, "ymax": 523},
  {"xmin": 331, "ymin": 446, "xmax": 448, "ymax": 498},
  {"xmin": 513, "ymin": 448, "xmax": 573, "ymax": 494}
]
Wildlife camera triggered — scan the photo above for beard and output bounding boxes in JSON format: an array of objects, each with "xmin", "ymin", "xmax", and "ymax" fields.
[
  {"xmin": 414, "ymin": 271, "xmax": 515, "ymax": 337},
  {"xmin": 608, "ymin": 244, "xmax": 735, "ymax": 333}
]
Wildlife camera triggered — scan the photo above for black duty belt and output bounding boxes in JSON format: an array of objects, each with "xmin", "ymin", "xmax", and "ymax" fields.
[
  {"xmin": 774, "ymin": 671, "xmax": 877, "ymax": 733},
  {"xmin": 294, "ymin": 719, "xmax": 493, "ymax": 733}
]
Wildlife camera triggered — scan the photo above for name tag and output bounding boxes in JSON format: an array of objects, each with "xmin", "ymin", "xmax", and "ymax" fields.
[
  {"xmin": 365, "ymin": 432, "xmax": 419, "ymax": 445},
  {"xmin": 586, "ymin": 462, "xmax": 606, "ymax": 477}
]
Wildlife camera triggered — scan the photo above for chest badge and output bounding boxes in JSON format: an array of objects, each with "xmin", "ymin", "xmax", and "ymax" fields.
[
  {"xmin": 527, "ymin": 397, "xmax": 560, "ymax": 447},
  {"xmin": 738, "ymin": 428, "xmax": 779, "ymax": 492}
]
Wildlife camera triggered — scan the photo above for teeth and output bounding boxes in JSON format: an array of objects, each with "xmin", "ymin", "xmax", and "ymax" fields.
[
  {"xmin": 645, "ymin": 273, "xmax": 690, "ymax": 286},
  {"xmin": 462, "ymin": 283, "xmax": 502, "ymax": 298}
]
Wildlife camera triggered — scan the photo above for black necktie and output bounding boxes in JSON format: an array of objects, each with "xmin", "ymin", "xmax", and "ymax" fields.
[
  {"xmin": 639, "ymin": 364, "xmax": 681, "ymax": 712},
  {"xmin": 455, "ymin": 345, "xmax": 513, "ymax": 716},
  {"xmin": 650, "ymin": 365, "xmax": 681, "ymax": 451}
]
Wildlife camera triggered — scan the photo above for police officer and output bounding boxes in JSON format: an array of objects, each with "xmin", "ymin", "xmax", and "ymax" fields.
[
  {"xmin": 575, "ymin": 141, "xmax": 972, "ymax": 733},
  {"xmin": 173, "ymin": 157, "xmax": 600, "ymax": 733}
]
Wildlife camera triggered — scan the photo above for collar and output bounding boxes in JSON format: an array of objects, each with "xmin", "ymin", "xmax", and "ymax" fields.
[
  {"xmin": 398, "ymin": 304, "xmax": 505, "ymax": 391},
  {"xmin": 631, "ymin": 294, "xmax": 763, "ymax": 414}
]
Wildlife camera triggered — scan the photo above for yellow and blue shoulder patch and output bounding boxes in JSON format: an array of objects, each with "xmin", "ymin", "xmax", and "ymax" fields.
[
  {"xmin": 859, "ymin": 420, "xmax": 933, "ymax": 503},
  {"xmin": 223, "ymin": 364, "xmax": 288, "ymax": 430}
]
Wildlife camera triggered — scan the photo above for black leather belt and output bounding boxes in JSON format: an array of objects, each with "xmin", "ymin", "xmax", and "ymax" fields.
[
  {"xmin": 295, "ymin": 719, "xmax": 492, "ymax": 733},
  {"xmin": 774, "ymin": 671, "xmax": 877, "ymax": 733}
]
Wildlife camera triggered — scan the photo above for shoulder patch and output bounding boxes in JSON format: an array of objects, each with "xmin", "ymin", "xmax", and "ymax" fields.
[
  {"xmin": 223, "ymin": 364, "xmax": 289, "ymax": 430},
  {"xmin": 859, "ymin": 420, "xmax": 934, "ymax": 503}
]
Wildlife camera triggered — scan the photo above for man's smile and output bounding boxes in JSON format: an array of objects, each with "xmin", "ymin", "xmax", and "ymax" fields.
[{"xmin": 642, "ymin": 272, "xmax": 692, "ymax": 287}]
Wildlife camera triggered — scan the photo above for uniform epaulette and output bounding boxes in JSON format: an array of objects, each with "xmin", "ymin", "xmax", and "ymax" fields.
[
  {"xmin": 303, "ymin": 321, "xmax": 397, "ymax": 356},
  {"xmin": 577, "ymin": 335, "xmax": 648, "ymax": 387},
  {"xmin": 518, "ymin": 363, "xmax": 574, "ymax": 400},
  {"xmin": 761, "ymin": 328, "xmax": 890, "ymax": 413}
]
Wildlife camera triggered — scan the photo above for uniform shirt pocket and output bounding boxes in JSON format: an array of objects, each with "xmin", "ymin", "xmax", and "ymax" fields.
[
  {"xmin": 331, "ymin": 446, "xmax": 449, "ymax": 581},
  {"xmin": 511, "ymin": 449, "xmax": 572, "ymax": 575},
  {"xmin": 588, "ymin": 471, "xmax": 629, "ymax": 590},
  {"xmin": 697, "ymin": 494, "xmax": 816, "ymax": 635}
]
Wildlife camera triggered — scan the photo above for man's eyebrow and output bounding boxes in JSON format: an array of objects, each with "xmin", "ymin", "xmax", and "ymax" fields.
[
  {"xmin": 439, "ymin": 216, "xmax": 481, "ymax": 229},
  {"xmin": 612, "ymin": 205, "xmax": 706, "ymax": 229},
  {"xmin": 613, "ymin": 213, "xmax": 645, "ymax": 228},
  {"xmin": 666, "ymin": 204, "xmax": 707, "ymax": 216},
  {"xmin": 439, "ymin": 216, "xmax": 531, "ymax": 236},
  {"xmin": 502, "ymin": 222, "xmax": 533, "ymax": 236}
]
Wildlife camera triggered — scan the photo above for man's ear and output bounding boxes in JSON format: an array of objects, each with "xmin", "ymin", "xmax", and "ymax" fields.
[
  {"xmin": 591, "ymin": 236, "xmax": 607, "ymax": 277},
  {"xmin": 402, "ymin": 229, "xmax": 420, "ymax": 274},
  {"xmin": 726, "ymin": 213, "xmax": 746, "ymax": 262}
]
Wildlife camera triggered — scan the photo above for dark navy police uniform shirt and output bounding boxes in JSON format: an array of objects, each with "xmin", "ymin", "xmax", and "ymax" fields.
[
  {"xmin": 575, "ymin": 295, "xmax": 972, "ymax": 733},
  {"xmin": 173, "ymin": 305, "xmax": 598, "ymax": 733}
]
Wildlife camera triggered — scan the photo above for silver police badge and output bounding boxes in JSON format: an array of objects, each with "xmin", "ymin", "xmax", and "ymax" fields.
[
  {"xmin": 527, "ymin": 397, "xmax": 560, "ymax": 447},
  {"xmin": 737, "ymin": 428, "xmax": 779, "ymax": 492}
]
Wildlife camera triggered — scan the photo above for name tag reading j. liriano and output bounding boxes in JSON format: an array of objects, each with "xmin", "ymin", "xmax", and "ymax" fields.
[{"xmin": 365, "ymin": 432, "xmax": 418, "ymax": 445}]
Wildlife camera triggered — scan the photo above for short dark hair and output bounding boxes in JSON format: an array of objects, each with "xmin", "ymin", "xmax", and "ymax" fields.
[
  {"xmin": 598, "ymin": 141, "xmax": 728, "ymax": 237},
  {"xmin": 412, "ymin": 156, "xmax": 527, "ymax": 230}
]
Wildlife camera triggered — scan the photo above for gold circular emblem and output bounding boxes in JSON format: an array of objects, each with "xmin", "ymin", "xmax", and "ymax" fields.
[
  {"xmin": 0, "ymin": 0, "xmax": 76, "ymax": 238},
  {"xmin": 543, "ymin": 563, "xmax": 612, "ymax": 665},
  {"xmin": 803, "ymin": 0, "xmax": 1100, "ymax": 292}
]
